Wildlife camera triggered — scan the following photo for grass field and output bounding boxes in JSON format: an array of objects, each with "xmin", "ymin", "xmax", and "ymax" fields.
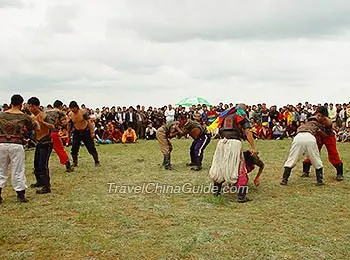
[{"xmin": 0, "ymin": 138, "xmax": 349, "ymax": 259}]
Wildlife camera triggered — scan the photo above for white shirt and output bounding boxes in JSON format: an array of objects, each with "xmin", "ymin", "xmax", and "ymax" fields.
[
  {"xmin": 300, "ymin": 112, "xmax": 308, "ymax": 122},
  {"xmin": 328, "ymin": 107, "xmax": 337, "ymax": 122},
  {"xmin": 146, "ymin": 127, "xmax": 157, "ymax": 135},
  {"xmin": 339, "ymin": 109, "xmax": 346, "ymax": 121},
  {"xmin": 95, "ymin": 112, "xmax": 101, "ymax": 120},
  {"xmin": 164, "ymin": 108, "xmax": 175, "ymax": 123}
]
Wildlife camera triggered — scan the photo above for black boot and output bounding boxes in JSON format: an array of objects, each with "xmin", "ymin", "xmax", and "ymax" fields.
[
  {"xmin": 315, "ymin": 168, "xmax": 324, "ymax": 185},
  {"xmin": 335, "ymin": 163, "xmax": 344, "ymax": 181},
  {"xmin": 16, "ymin": 190, "xmax": 29, "ymax": 203},
  {"xmin": 191, "ymin": 166, "xmax": 202, "ymax": 171},
  {"xmin": 65, "ymin": 161, "xmax": 74, "ymax": 173},
  {"xmin": 213, "ymin": 182, "xmax": 224, "ymax": 197},
  {"xmin": 191, "ymin": 156, "xmax": 202, "ymax": 171},
  {"xmin": 280, "ymin": 167, "xmax": 292, "ymax": 185},
  {"xmin": 30, "ymin": 182, "xmax": 43, "ymax": 188},
  {"xmin": 93, "ymin": 153, "xmax": 101, "ymax": 167},
  {"xmin": 36, "ymin": 173, "xmax": 51, "ymax": 194},
  {"xmin": 72, "ymin": 155, "xmax": 78, "ymax": 167},
  {"xmin": 0, "ymin": 188, "xmax": 3, "ymax": 204},
  {"xmin": 32, "ymin": 170, "xmax": 42, "ymax": 188},
  {"xmin": 301, "ymin": 162, "xmax": 311, "ymax": 177},
  {"xmin": 164, "ymin": 155, "xmax": 172, "ymax": 170},
  {"xmin": 36, "ymin": 186, "xmax": 51, "ymax": 194},
  {"xmin": 186, "ymin": 162, "xmax": 196, "ymax": 166},
  {"xmin": 237, "ymin": 187, "xmax": 252, "ymax": 203}
]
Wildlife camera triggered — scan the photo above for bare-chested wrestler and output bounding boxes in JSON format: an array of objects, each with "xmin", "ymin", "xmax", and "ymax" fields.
[
  {"xmin": 46, "ymin": 100, "xmax": 74, "ymax": 173},
  {"xmin": 28, "ymin": 97, "xmax": 55, "ymax": 194},
  {"xmin": 68, "ymin": 101, "xmax": 100, "ymax": 167}
]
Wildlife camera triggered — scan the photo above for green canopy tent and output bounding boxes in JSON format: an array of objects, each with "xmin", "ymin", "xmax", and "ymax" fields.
[{"xmin": 176, "ymin": 96, "xmax": 211, "ymax": 107}]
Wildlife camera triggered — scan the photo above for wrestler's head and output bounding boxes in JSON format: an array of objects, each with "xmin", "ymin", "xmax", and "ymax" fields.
[
  {"xmin": 53, "ymin": 100, "xmax": 63, "ymax": 109},
  {"xmin": 315, "ymin": 106, "xmax": 329, "ymax": 125},
  {"xmin": 69, "ymin": 101, "xmax": 79, "ymax": 113},
  {"xmin": 10, "ymin": 94, "xmax": 24, "ymax": 109},
  {"xmin": 27, "ymin": 97, "xmax": 40, "ymax": 114},
  {"xmin": 178, "ymin": 114, "xmax": 188, "ymax": 126}
]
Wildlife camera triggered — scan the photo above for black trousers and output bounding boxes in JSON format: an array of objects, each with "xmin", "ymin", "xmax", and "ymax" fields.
[
  {"xmin": 146, "ymin": 132, "xmax": 156, "ymax": 140},
  {"xmin": 71, "ymin": 128, "xmax": 99, "ymax": 164},
  {"xmin": 190, "ymin": 133, "xmax": 211, "ymax": 166},
  {"xmin": 34, "ymin": 138, "xmax": 53, "ymax": 188}
]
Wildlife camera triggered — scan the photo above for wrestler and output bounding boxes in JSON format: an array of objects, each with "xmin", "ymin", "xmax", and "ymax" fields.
[
  {"xmin": 46, "ymin": 100, "xmax": 74, "ymax": 172},
  {"xmin": 28, "ymin": 97, "xmax": 55, "ymax": 194},
  {"xmin": 68, "ymin": 101, "xmax": 100, "ymax": 167},
  {"xmin": 281, "ymin": 106, "xmax": 331, "ymax": 186},
  {"xmin": 178, "ymin": 115, "xmax": 211, "ymax": 171},
  {"xmin": 0, "ymin": 94, "xmax": 35, "ymax": 202},
  {"xmin": 156, "ymin": 121, "xmax": 183, "ymax": 170},
  {"xmin": 209, "ymin": 105, "xmax": 256, "ymax": 202}
]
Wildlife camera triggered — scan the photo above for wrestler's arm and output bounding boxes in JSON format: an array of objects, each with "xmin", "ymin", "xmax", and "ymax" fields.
[
  {"xmin": 253, "ymin": 158, "xmax": 265, "ymax": 187},
  {"xmin": 87, "ymin": 120, "xmax": 94, "ymax": 137},
  {"xmin": 173, "ymin": 125, "xmax": 185, "ymax": 138},
  {"xmin": 83, "ymin": 111, "xmax": 94, "ymax": 138},
  {"xmin": 245, "ymin": 129, "xmax": 257, "ymax": 155},
  {"xmin": 316, "ymin": 129, "xmax": 328, "ymax": 138},
  {"xmin": 168, "ymin": 131, "xmax": 178, "ymax": 138},
  {"xmin": 29, "ymin": 116, "xmax": 40, "ymax": 131},
  {"xmin": 66, "ymin": 113, "xmax": 73, "ymax": 142},
  {"xmin": 37, "ymin": 113, "xmax": 55, "ymax": 130},
  {"xmin": 241, "ymin": 118, "xmax": 257, "ymax": 154}
]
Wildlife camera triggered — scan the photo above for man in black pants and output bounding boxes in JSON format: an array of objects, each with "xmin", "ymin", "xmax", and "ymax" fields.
[
  {"xmin": 28, "ymin": 97, "xmax": 55, "ymax": 194},
  {"xmin": 178, "ymin": 115, "xmax": 211, "ymax": 171},
  {"xmin": 68, "ymin": 101, "xmax": 100, "ymax": 167}
]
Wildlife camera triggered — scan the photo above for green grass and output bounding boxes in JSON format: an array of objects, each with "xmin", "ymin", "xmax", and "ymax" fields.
[{"xmin": 1, "ymin": 139, "xmax": 349, "ymax": 259}]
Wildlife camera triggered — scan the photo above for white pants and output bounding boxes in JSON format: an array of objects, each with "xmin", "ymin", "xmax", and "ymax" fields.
[
  {"xmin": 284, "ymin": 132, "xmax": 323, "ymax": 170},
  {"xmin": 0, "ymin": 143, "xmax": 27, "ymax": 191},
  {"xmin": 209, "ymin": 139, "xmax": 242, "ymax": 184}
]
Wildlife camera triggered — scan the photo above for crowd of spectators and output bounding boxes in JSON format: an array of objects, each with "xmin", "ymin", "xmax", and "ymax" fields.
[{"xmin": 2, "ymin": 101, "xmax": 350, "ymax": 146}]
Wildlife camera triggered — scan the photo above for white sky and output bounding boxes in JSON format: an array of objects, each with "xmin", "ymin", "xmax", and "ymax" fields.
[{"xmin": 1, "ymin": 0, "xmax": 350, "ymax": 108}]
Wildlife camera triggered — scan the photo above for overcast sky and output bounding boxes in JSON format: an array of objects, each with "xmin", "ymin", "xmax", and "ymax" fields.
[{"xmin": 1, "ymin": 0, "xmax": 350, "ymax": 108}]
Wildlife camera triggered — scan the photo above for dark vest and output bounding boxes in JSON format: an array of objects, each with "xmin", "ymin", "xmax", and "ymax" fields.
[{"xmin": 219, "ymin": 114, "xmax": 242, "ymax": 139}]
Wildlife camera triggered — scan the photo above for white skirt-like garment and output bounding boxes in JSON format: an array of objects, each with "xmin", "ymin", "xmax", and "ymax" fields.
[{"xmin": 209, "ymin": 139, "xmax": 242, "ymax": 184}]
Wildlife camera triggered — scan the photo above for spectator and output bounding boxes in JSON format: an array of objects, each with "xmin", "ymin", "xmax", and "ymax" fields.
[
  {"xmin": 125, "ymin": 106, "xmax": 137, "ymax": 130},
  {"xmin": 272, "ymin": 121, "xmax": 284, "ymax": 140},
  {"xmin": 328, "ymin": 103, "xmax": 337, "ymax": 122},
  {"xmin": 94, "ymin": 124, "xmax": 105, "ymax": 143},
  {"xmin": 261, "ymin": 103, "xmax": 269, "ymax": 123},
  {"xmin": 122, "ymin": 127, "xmax": 137, "ymax": 143},
  {"xmin": 340, "ymin": 121, "xmax": 350, "ymax": 143},
  {"xmin": 286, "ymin": 121, "xmax": 297, "ymax": 138},
  {"xmin": 258, "ymin": 122, "xmax": 272, "ymax": 140},
  {"xmin": 104, "ymin": 122, "xmax": 123, "ymax": 143},
  {"xmin": 145, "ymin": 123, "xmax": 157, "ymax": 140},
  {"xmin": 164, "ymin": 104, "xmax": 175, "ymax": 123},
  {"xmin": 269, "ymin": 105, "xmax": 279, "ymax": 127},
  {"xmin": 337, "ymin": 122, "xmax": 347, "ymax": 142},
  {"xmin": 193, "ymin": 108, "xmax": 201, "ymax": 122}
]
